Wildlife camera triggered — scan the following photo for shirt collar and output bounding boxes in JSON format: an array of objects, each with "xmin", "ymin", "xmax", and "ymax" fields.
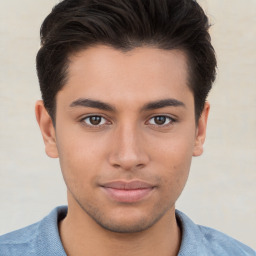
[{"xmin": 176, "ymin": 210, "xmax": 209, "ymax": 256}]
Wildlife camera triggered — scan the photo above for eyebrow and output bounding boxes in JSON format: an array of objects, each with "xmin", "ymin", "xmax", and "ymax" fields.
[
  {"xmin": 69, "ymin": 98, "xmax": 185, "ymax": 112},
  {"xmin": 142, "ymin": 98, "xmax": 185, "ymax": 111},
  {"xmin": 70, "ymin": 98, "xmax": 116, "ymax": 112}
]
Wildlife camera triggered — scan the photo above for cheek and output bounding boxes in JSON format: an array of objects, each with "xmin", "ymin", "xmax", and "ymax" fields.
[
  {"xmin": 158, "ymin": 154, "xmax": 191, "ymax": 208},
  {"xmin": 152, "ymin": 130, "xmax": 195, "ymax": 167},
  {"xmin": 56, "ymin": 130, "xmax": 107, "ymax": 187},
  {"xmin": 151, "ymin": 132, "xmax": 195, "ymax": 192}
]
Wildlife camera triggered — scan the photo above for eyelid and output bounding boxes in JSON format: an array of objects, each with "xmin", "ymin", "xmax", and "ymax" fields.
[
  {"xmin": 79, "ymin": 114, "xmax": 112, "ymax": 127},
  {"xmin": 78, "ymin": 113, "xmax": 177, "ymax": 128},
  {"xmin": 146, "ymin": 114, "xmax": 177, "ymax": 126}
]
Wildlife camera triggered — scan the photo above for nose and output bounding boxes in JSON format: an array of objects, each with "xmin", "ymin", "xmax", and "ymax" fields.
[{"xmin": 108, "ymin": 123, "xmax": 150, "ymax": 171}]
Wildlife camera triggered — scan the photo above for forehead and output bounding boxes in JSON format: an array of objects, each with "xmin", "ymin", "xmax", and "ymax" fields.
[
  {"xmin": 68, "ymin": 45, "xmax": 189, "ymax": 84},
  {"xmin": 58, "ymin": 45, "xmax": 193, "ymax": 108}
]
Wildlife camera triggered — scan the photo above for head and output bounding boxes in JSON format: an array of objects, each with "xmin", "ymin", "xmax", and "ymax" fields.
[
  {"xmin": 35, "ymin": 0, "xmax": 216, "ymax": 234},
  {"xmin": 36, "ymin": 0, "xmax": 216, "ymax": 124}
]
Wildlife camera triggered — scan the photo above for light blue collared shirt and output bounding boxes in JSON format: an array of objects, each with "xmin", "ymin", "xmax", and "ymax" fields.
[{"xmin": 0, "ymin": 206, "xmax": 255, "ymax": 255}]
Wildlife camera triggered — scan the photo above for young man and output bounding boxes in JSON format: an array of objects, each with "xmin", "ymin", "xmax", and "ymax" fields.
[{"xmin": 0, "ymin": 0, "xmax": 255, "ymax": 255}]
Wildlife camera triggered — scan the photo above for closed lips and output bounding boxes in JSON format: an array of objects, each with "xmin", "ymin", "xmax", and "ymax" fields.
[
  {"xmin": 100, "ymin": 180, "xmax": 156, "ymax": 203},
  {"xmin": 101, "ymin": 180, "xmax": 155, "ymax": 190}
]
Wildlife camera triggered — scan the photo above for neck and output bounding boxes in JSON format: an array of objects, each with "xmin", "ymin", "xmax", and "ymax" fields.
[{"xmin": 59, "ymin": 196, "xmax": 181, "ymax": 256}]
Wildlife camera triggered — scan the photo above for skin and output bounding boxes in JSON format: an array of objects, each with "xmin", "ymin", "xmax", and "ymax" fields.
[{"xmin": 35, "ymin": 45, "xmax": 209, "ymax": 256}]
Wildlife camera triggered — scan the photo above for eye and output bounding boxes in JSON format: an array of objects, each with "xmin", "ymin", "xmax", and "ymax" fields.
[
  {"xmin": 148, "ymin": 116, "xmax": 175, "ymax": 126},
  {"xmin": 82, "ymin": 116, "xmax": 108, "ymax": 126}
]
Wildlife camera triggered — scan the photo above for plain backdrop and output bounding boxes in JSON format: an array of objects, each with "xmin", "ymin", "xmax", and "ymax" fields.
[{"xmin": 0, "ymin": 0, "xmax": 255, "ymax": 249}]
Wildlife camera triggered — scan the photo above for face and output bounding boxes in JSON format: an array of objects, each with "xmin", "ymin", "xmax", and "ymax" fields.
[{"xmin": 36, "ymin": 45, "xmax": 208, "ymax": 233}]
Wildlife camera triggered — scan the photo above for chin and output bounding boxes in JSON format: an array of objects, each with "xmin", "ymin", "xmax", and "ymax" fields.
[
  {"xmin": 84, "ymin": 204, "xmax": 169, "ymax": 234},
  {"xmin": 93, "ymin": 215, "xmax": 158, "ymax": 233}
]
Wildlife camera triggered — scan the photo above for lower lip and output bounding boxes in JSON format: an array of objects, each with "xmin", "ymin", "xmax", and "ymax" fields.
[{"xmin": 102, "ymin": 187, "xmax": 154, "ymax": 203}]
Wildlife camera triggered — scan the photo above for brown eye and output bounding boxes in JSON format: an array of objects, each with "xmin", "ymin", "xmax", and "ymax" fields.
[
  {"xmin": 148, "ymin": 116, "xmax": 174, "ymax": 126},
  {"xmin": 154, "ymin": 116, "xmax": 167, "ymax": 125},
  {"xmin": 83, "ymin": 116, "xmax": 106, "ymax": 126},
  {"xmin": 90, "ymin": 116, "xmax": 102, "ymax": 125}
]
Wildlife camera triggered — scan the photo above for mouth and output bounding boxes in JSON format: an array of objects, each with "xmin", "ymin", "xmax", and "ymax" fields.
[{"xmin": 100, "ymin": 180, "xmax": 156, "ymax": 203}]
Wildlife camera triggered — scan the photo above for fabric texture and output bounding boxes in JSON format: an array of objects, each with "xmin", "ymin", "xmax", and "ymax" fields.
[{"xmin": 0, "ymin": 206, "xmax": 255, "ymax": 255}]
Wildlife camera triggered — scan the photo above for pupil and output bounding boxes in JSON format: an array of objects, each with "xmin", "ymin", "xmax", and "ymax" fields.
[
  {"xmin": 90, "ymin": 116, "xmax": 101, "ymax": 125},
  {"xmin": 155, "ymin": 116, "xmax": 166, "ymax": 125}
]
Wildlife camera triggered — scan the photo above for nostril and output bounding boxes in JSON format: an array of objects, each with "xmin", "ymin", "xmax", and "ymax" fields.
[{"xmin": 136, "ymin": 163, "xmax": 145, "ymax": 169}]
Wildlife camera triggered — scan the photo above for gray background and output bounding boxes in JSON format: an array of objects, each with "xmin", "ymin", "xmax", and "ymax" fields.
[{"xmin": 0, "ymin": 0, "xmax": 255, "ymax": 249}]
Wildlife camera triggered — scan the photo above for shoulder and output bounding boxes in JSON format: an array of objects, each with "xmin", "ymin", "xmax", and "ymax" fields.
[
  {"xmin": 176, "ymin": 210, "xmax": 256, "ymax": 256},
  {"xmin": 0, "ymin": 221, "xmax": 41, "ymax": 255},
  {"xmin": 0, "ymin": 206, "xmax": 67, "ymax": 256},
  {"xmin": 197, "ymin": 224, "xmax": 256, "ymax": 255}
]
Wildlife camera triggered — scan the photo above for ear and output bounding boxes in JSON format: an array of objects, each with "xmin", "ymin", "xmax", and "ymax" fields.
[
  {"xmin": 35, "ymin": 100, "xmax": 59, "ymax": 158},
  {"xmin": 193, "ymin": 102, "xmax": 210, "ymax": 157}
]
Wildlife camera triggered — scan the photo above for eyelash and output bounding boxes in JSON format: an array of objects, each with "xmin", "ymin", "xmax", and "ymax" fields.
[
  {"xmin": 79, "ymin": 115, "xmax": 176, "ymax": 128},
  {"xmin": 147, "ymin": 115, "xmax": 176, "ymax": 127},
  {"xmin": 80, "ymin": 115, "xmax": 111, "ymax": 128}
]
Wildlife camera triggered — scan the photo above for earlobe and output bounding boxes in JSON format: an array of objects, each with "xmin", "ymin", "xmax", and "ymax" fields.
[
  {"xmin": 193, "ymin": 102, "xmax": 210, "ymax": 157},
  {"xmin": 35, "ymin": 100, "xmax": 59, "ymax": 158}
]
